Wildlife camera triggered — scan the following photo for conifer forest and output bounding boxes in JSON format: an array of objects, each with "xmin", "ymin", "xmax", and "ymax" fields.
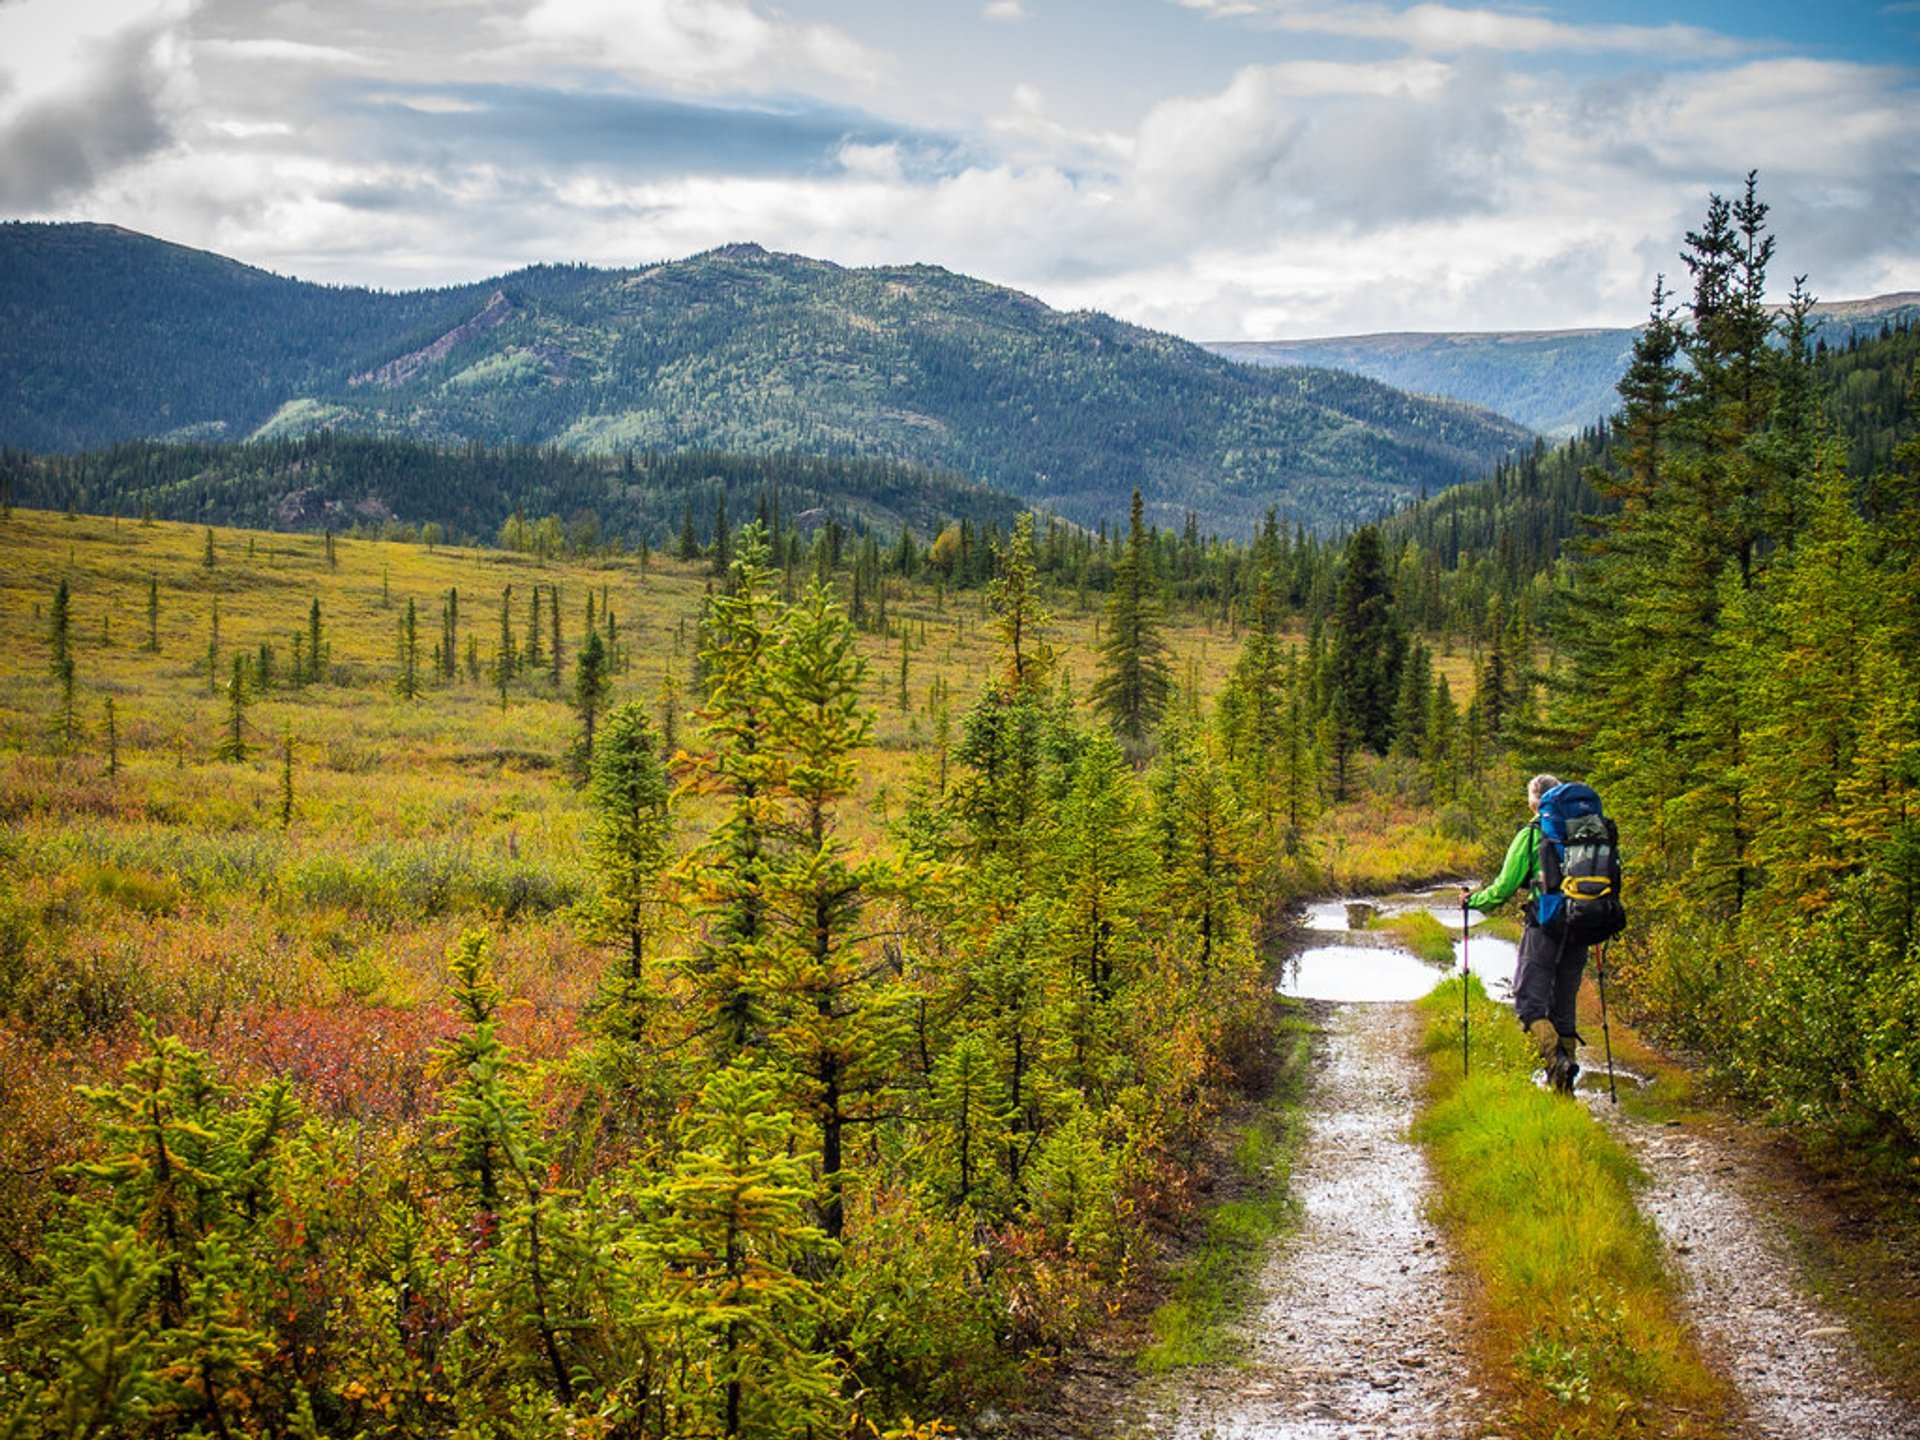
[{"xmin": 1, "ymin": 183, "xmax": 1918, "ymax": 1440}]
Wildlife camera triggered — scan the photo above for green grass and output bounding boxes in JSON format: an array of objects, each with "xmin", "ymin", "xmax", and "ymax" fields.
[
  {"xmin": 1413, "ymin": 976, "xmax": 1736, "ymax": 1439},
  {"xmin": 1370, "ymin": 908, "xmax": 1458, "ymax": 966},
  {"xmin": 1138, "ymin": 1008, "xmax": 1311, "ymax": 1373}
]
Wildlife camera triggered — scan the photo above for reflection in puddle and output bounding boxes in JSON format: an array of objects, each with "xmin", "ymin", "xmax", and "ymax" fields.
[
  {"xmin": 1456, "ymin": 933, "xmax": 1517, "ymax": 1005},
  {"xmin": 1288, "ymin": 890, "xmax": 1526, "ymax": 1002},
  {"xmin": 1301, "ymin": 886, "xmax": 1493, "ymax": 935},
  {"xmin": 1279, "ymin": 944, "xmax": 1450, "ymax": 1002}
]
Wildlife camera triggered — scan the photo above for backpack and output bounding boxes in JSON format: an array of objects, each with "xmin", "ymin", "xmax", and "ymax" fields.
[{"xmin": 1534, "ymin": 782, "xmax": 1627, "ymax": 945}]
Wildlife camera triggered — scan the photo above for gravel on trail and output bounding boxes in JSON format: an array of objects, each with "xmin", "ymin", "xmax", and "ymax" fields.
[
  {"xmin": 1161, "ymin": 999, "xmax": 1482, "ymax": 1440},
  {"xmin": 1596, "ymin": 1097, "xmax": 1920, "ymax": 1440}
]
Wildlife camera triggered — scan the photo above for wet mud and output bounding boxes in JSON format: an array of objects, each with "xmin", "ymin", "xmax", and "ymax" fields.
[
  {"xmin": 1597, "ymin": 1101, "xmax": 1920, "ymax": 1439},
  {"xmin": 1158, "ymin": 1000, "xmax": 1481, "ymax": 1440},
  {"xmin": 1018, "ymin": 888, "xmax": 1919, "ymax": 1440}
]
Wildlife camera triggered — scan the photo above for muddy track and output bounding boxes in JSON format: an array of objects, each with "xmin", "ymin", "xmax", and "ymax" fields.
[
  {"xmin": 1017, "ymin": 889, "xmax": 1920, "ymax": 1440},
  {"xmin": 1158, "ymin": 998, "xmax": 1481, "ymax": 1440},
  {"xmin": 1594, "ymin": 1094, "xmax": 1920, "ymax": 1439}
]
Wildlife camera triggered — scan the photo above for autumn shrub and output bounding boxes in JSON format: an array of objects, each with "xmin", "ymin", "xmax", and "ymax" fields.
[
  {"xmin": 832, "ymin": 1187, "xmax": 1015, "ymax": 1422},
  {"xmin": 81, "ymin": 862, "xmax": 183, "ymax": 916},
  {"xmin": 278, "ymin": 841, "xmax": 576, "ymax": 921},
  {"xmin": 0, "ymin": 1022, "xmax": 103, "ymax": 1299},
  {"xmin": 0, "ymin": 923, "xmax": 159, "ymax": 1043},
  {"xmin": 1, "ymin": 1026, "xmax": 312, "ymax": 1438},
  {"xmin": 1707, "ymin": 876, "xmax": 1920, "ymax": 1166},
  {"xmin": 994, "ymin": 1222, "xmax": 1110, "ymax": 1354}
]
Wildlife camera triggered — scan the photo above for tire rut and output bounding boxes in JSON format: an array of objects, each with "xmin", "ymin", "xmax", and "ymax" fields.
[
  {"xmin": 1159, "ymin": 999, "xmax": 1482, "ymax": 1440},
  {"xmin": 1592, "ymin": 1086, "xmax": 1920, "ymax": 1438}
]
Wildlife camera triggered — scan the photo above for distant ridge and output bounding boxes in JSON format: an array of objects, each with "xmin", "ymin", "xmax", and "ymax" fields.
[
  {"xmin": 0, "ymin": 222, "xmax": 1531, "ymax": 536},
  {"xmin": 1208, "ymin": 293, "xmax": 1920, "ymax": 437}
]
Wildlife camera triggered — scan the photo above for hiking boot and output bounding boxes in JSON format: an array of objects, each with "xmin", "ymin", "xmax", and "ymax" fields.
[
  {"xmin": 1526, "ymin": 1018, "xmax": 1559, "ymax": 1061},
  {"xmin": 1553, "ymin": 1034, "xmax": 1581, "ymax": 1094}
]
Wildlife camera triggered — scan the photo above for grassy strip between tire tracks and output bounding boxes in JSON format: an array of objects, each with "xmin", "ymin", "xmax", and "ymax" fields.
[
  {"xmin": 1413, "ymin": 975, "xmax": 1738, "ymax": 1439},
  {"xmin": 1137, "ymin": 1005, "xmax": 1314, "ymax": 1373}
]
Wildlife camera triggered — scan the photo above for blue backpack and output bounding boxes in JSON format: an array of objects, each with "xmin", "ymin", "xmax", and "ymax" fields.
[{"xmin": 1535, "ymin": 782, "xmax": 1627, "ymax": 945}]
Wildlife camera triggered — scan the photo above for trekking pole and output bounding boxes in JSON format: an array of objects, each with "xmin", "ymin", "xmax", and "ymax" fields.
[
  {"xmin": 1597, "ymin": 943, "xmax": 1618, "ymax": 1105},
  {"xmin": 1460, "ymin": 892, "xmax": 1471, "ymax": 1078}
]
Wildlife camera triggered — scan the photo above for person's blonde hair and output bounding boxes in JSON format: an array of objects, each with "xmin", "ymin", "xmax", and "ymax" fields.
[{"xmin": 1528, "ymin": 773, "xmax": 1562, "ymax": 806}]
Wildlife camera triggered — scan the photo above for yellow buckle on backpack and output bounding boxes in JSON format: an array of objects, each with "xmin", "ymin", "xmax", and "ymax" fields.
[{"xmin": 1561, "ymin": 877, "xmax": 1614, "ymax": 900}]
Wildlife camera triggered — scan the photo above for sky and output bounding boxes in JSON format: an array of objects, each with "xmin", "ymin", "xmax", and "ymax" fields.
[{"xmin": 1, "ymin": 0, "xmax": 1916, "ymax": 339}]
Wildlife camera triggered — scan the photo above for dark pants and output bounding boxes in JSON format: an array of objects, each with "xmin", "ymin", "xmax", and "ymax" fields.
[{"xmin": 1513, "ymin": 922, "xmax": 1588, "ymax": 1037}]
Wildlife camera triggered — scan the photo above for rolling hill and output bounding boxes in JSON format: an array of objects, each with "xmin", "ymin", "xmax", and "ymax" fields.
[{"xmin": 0, "ymin": 223, "xmax": 1532, "ymax": 536}]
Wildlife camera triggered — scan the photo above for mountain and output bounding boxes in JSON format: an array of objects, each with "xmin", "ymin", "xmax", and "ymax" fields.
[
  {"xmin": 1207, "ymin": 294, "xmax": 1920, "ymax": 438},
  {"xmin": 0, "ymin": 223, "xmax": 1531, "ymax": 536}
]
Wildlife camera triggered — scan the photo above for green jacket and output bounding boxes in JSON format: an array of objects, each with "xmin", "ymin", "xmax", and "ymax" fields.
[{"xmin": 1467, "ymin": 821, "xmax": 1539, "ymax": 913}]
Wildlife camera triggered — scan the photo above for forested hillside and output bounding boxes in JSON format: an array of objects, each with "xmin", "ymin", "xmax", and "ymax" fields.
[
  {"xmin": 1376, "ymin": 318, "xmax": 1920, "ymax": 608},
  {"xmin": 0, "ymin": 224, "xmax": 1531, "ymax": 535},
  {"xmin": 0, "ymin": 222, "xmax": 490, "ymax": 450},
  {"xmin": 0, "ymin": 433, "xmax": 1029, "ymax": 555},
  {"xmin": 1211, "ymin": 328, "xmax": 1641, "ymax": 437}
]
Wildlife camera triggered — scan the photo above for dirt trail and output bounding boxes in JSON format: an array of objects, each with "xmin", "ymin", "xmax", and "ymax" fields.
[
  {"xmin": 1593, "ymin": 1092, "xmax": 1920, "ymax": 1439},
  {"xmin": 1160, "ymin": 998, "xmax": 1481, "ymax": 1440},
  {"xmin": 1093, "ymin": 890, "xmax": 1920, "ymax": 1440}
]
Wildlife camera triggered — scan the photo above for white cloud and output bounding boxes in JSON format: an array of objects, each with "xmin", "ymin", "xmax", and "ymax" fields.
[
  {"xmin": 983, "ymin": 1, "xmax": 1028, "ymax": 20},
  {"xmin": 0, "ymin": 0, "xmax": 200, "ymax": 207},
  {"xmin": 359, "ymin": 92, "xmax": 487, "ymax": 115},
  {"xmin": 987, "ymin": 83, "xmax": 1134, "ymax": 170},
  {"xmin": 1123, "ymin": 56, "xmax": 1514, "ymax": 238},
  {"xmin": 204, "ymin": 117, "xmax": 295, "ymax": 136},
  {"xmin": 516, "ymin": 0, "xmax": 881, "ymax": 92},
  {"xmin": 194, "ymin": 36, "xmax": 363, "ymax": 66},
  {"xmin": 0, "ymin": 0, "xmax": 198, "ymax": 121},
  {"xmin": 6, "ymin": 0, "xmax": 1913, "ymax": 342},
  {"xmin": 1172, "ymin": 0, "xmax": 1748, "ymax": 59}
]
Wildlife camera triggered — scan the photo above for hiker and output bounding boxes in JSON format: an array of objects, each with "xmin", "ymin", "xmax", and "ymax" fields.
[{"xmin": 1461, "ymin": 773, "xmax": 1585, "ymax": 1092}]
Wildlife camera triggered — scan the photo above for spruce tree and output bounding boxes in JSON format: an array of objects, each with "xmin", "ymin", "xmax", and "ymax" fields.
[
  {"xmin": 678, "ymin": 501, "xmax": 701, "ymax": 561},
  {"xmin": 306, "ymin": 598, "xmax": 324, "ymax": 684},
  {"xmin": 48, "ymin": 577, "xmax": 71, "ymax": 676},
  {"xmin": 762, "ymin": 580, "xmax": 895, "ymax": 1241},
  {"xmin": 215, "ymin": 655, "xmax": 249, "ymax": 762},
  {"xmin": 398, "ymin": 598, "xmax": 420, "ymax": 700},
  {"xmin": 572, "ymin": 625, "xmax": 611, "ymax": 775},
  {"xmin": 441, "ymin": 588, "xmax": 459, "ymax": 681},
  {"xmin": 986, "ymin": 512, "xmax": 1055, "ymax": 699},
  {"xmin": 1324, "ymin": 525, "xmax": 1403, "ymax": 795},
  {"xmin": 678, "ymin": 526, "xmax": 784, "ymax": 1058},
  {"xmin": 710, "ymin": 493, "xmax": 731, "ymax": 574},
  {"xmin": 585, "ymin": 703, "xmax": 673, "ymax": 1041},
  {"xmin": 1092, "ymin": 490, "xmax": 1173, "ymax": 748},
  {"xmin": 431, "ymin": 931, "xmax": 581, "ymax": 1404},
  {"xmin": 527, "ymin": 584, "xmax": 543, "ymax": 670},
  {"xmin": 641, "ymin": 1063, "xmax": 841, "ymax": 1437}
]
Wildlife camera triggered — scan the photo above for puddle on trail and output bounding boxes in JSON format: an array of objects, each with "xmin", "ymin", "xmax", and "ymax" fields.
[
  {"xmin": 1454, "ymin": 932, "xmax": 1516, "ymax": 1006},
  {"xmin": 1278, "ymin": 944, "xmax": 1448, "ymax": 1002},
  {"xmin": 1284, "ymin": 886, "xmax": 1506, "ymax": 1004},
  {"xmin": 1299, "ymin": 885, "xmax": 1493, "ymax": 935}
]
